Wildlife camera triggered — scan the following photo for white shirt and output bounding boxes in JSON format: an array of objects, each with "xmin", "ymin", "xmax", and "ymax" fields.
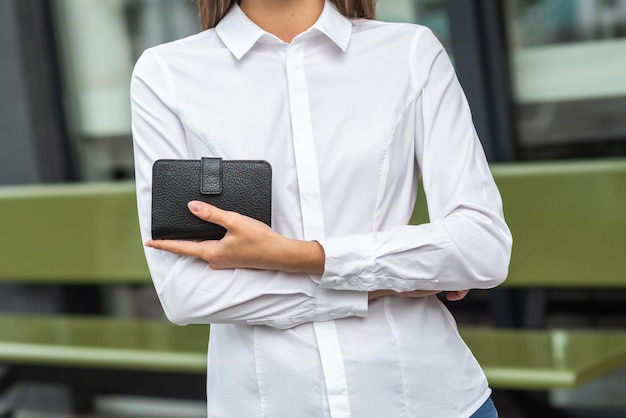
[{"xmin": 131, "ymin": 2, "xmax": 512, "ymax": 417}]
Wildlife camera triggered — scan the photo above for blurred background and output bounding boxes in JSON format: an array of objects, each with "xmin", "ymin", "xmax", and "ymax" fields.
[{"xmin": 0, "ymin": 0, "xmax": 625, "ymax": 417}]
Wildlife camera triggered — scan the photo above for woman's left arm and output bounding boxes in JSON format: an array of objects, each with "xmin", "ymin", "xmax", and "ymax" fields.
[{"xmin": 315, "ymin": 28, "xmax": 512, "ymax": 293}]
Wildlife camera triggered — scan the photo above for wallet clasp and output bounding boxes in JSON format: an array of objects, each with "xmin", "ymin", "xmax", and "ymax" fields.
[{"xmin": 200, "ymin": 157, "xmax": 223, "ymax": 195}]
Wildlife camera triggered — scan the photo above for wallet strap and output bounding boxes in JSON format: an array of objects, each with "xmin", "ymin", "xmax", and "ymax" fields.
[{"xmin": 200, "ymin": 157, "xmax": 222, "ymax": 195}]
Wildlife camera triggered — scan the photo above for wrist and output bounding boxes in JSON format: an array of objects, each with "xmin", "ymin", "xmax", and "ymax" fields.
[{"xmin": 278, "ymin": 238, "xmax": 325, "ymax": 276}]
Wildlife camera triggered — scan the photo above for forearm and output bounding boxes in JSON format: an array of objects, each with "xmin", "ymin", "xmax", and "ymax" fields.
[
  {"xmin": 151, "ymin": 255, "xmax": 367, "ymax": 328},
  {"xmin": 317, "ymin": 210, "xmax": 511, "ymax": 293},
  {"xmin": 265, "ymin": 237, "xmax": 325, "ymax": 276}
]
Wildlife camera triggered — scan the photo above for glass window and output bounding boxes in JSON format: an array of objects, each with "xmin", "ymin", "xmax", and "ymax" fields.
[
  {"xmin": 506, "ymin": 0, "xmax": 626, "ymax": 159},
  {"xmin": 377, "ymin": 0, "xmax": 451, "ymax": 52},
  {"xmin": 53, "ymin": 0, "xmax": 452, "ymax": 180},
  {"xmin": 53, "ymin": 0, "xmax": 198, "ymax": 181}
]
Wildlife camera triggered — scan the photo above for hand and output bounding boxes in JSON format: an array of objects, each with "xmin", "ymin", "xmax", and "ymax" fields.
[
  {"xmin": 368, "ymin": 289, "xmax": 470, "ymax": 301},
  {"xmin": 145, "ymin": 201, "xmax": 325, "ymax": 274},
  {"xmin": 368, "ymin": 289, "xmax": 440, "ymax": 301},
  {"xmin": 444, "ymin": 290, "xmax": 470, "ymax": 301}
]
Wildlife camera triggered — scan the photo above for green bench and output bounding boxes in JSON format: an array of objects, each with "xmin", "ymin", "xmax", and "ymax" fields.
[
  {"xmin": 412, "ymin": 158, "xmax": 626, "ymax": 392},
  {"xmin": 0, "ymin": 159, "xmax": 625, "ymax": 412},
  {"xmin": 0, "ymin": 182, "xmax": 208, "ymax": 412}
]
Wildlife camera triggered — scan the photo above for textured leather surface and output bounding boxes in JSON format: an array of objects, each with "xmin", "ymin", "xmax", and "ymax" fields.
[
  {"xmin": 200, "ymin": 157, "xmax": 222, "ymax": 195},
  {"xmin": 152, "ymin": 159, "xmax": 272, "ymax": 240}
]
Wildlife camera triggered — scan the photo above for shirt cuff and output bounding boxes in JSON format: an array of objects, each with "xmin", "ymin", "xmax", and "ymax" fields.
[
  {"xmin": 246, "ymin": 286, "xmax": 368, "ymax": 329},
  {"xmin": 317, "ymin": 233, "xmax": 441, "ymax": 293},
  {"xmin": 315, "ymin": 286, "xmax": 368, "ymax": 320},
  {"xmin": 317, "ymin": 235, "xmax": 377, "ymax": 291}
]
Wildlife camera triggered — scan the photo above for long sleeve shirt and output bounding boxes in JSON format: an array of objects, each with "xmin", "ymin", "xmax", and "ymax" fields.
[{"xmin": 130, "ymin": 2, "xmax": 512, "ymax": 417}]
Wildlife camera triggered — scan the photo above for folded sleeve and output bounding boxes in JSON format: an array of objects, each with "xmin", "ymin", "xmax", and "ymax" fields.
[
  {"xmin": 131, "ymin": 49, "xmax": 367, "ymax": 329},
  {"xmin": 317, "ymin": 28, "xmax": 512, "ymax": 293}
]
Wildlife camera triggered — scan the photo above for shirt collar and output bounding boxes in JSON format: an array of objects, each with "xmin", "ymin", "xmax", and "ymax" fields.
[{"xmin": 215, "ymin": 0, "xmax": 353, "ymax": 60}]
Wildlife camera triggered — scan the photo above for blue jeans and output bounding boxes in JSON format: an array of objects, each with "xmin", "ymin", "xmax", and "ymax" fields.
[{"xmin": 469, "ymin": 397, "xmax": 498, "ymax": 418}]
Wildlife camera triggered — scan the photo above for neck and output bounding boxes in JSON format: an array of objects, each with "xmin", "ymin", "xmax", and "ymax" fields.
[{"xmin": 239, "ymin": 0, "xmax": 325, "ymax": 43}]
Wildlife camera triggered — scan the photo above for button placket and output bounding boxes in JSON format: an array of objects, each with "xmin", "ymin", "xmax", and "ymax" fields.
[
  {"xmin": 285, "ymin": 44, "xmax": 325, "ymax": 240},
  {"xmin": 285, "ymin": 42, "xmax": 351, "ymax": 418}
]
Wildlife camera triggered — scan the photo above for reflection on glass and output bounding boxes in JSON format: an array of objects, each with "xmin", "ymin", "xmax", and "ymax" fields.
[
  {"xmin": 506, "ymin": 0, "xmax": 626, "ymax": 159},
  {"xmin": 377, "ymin": 0, "xmax": 451, "ymax": 53},
  {"xmin": 510, "ymin": 0, "xmax": 626, "ymax": 46},
  {"xmin": 54, "ymin": 0, "xmax": 198, "ymax": 180},
  {"xmin": 54, "ymin": 0, "xmax": 449, "ymax": 180},
  {"xmin": 55, "ymin": 0, "xmax": 452, "ymax": 180}
]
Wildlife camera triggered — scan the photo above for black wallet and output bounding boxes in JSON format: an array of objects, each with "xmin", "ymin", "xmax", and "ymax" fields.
[{"xmin": 151, "ymin": 157, "xmax": 272, "ymax": 240}]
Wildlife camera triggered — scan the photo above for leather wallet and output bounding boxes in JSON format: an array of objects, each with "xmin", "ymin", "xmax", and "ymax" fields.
[{"xmin": 151, "ymin": 157, "xmax": 272, "ymax": 240}]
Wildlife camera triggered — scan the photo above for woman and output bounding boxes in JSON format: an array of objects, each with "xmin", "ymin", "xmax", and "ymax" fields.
[{"xmin": 131, "ymin": 0, "xmax": 512, "ymax": 416}]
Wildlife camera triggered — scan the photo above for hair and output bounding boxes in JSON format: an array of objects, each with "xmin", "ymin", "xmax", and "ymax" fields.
[{"xmin": 197, "ymin": 0, "xmax": 376, "ymax": 31}]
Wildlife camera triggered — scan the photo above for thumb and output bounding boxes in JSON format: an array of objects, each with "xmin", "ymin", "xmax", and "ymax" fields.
[{"xmin": 187, "ymin": 201, "xmax": 232, "ymax": 228}]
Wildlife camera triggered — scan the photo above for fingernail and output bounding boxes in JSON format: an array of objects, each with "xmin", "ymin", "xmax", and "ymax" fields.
[{"xmin": 188, "ymin": 201, "xmax": 203, "ymax": 213}]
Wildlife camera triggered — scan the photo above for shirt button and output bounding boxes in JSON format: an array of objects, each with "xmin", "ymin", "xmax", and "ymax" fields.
[{"xmin": 349, "ymin": 277, "xmax": 358, "ymax": 286}]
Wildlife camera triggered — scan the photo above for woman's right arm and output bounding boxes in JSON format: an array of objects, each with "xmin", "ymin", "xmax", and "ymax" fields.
[{"xmin": 131, "ymin": 50, "xmax": 369, "ymax": 329}]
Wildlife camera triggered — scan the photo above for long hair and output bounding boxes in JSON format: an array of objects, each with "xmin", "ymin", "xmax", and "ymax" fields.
[{"xmin": 197, "ymin": 0, "xmax": 376, "ymax": 31}]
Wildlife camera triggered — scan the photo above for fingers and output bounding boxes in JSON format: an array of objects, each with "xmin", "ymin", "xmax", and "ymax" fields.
[
  {"xmin": 187, "ymin": 201, "xmax": 235, "ymax": 229},
  {"xmin": 145, "ymin": 238, "xmax": 205, "ymax": 259},
  {"xmin": 143, "ymin": 201, "xmax": 229, "ymax": 262},
  {"xmin": 369, "ymin": 290, "xmax": 440, "ymax": 301},
  {"xmin": 445, "ymin": 290, "xmax": 470, "ymax": 301},
  {"xmin": 368, "ymin": 290, "xmax": 391, "ymax": 300}
]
